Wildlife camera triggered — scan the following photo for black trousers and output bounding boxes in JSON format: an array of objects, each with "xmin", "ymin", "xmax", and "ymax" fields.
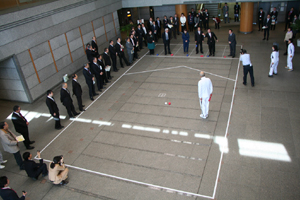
[
  {"xmin": 119, "ymin": 53, "xmax": 129, "ymax": 67},
  {"xmin": 18, "ymin": 130, "xmax": 31, "ymax": 148},
  {"xmin": 229, "ymin": 43, "xmax": 236, "ymax": 56},
  {"xmin": 174, "ymin": 25, "xmax": 179, "ymax": 35},
  {"xmin": 164, "ymin": 40, "xmax": 171, "ymax": 54},
  {"xmin": 31, "ymin": 163, "xmax": 48, "ymax": 178},
  {"xmin": 138, "ymin": 38, "xmax": 143, "ymax": 49},
  {"xmin": 208, "ymin": 43, "xmax": 215, "ymax": 55},
  {"xmin": 203, "ymin": 21, "xmax": 209, "ymax": 30},
  {"xmin": 111, "ymin": 56, "xmax": 117, "ymax": 71},
  {"xmin": 181, "ymin": 25, "xmax": 186, "ymax": 32},
  {"xmin": 188, "ymin": 24, "xmax": 194, "ymax": 32},
  {"xmin": 196, "ymin": 41, "xmax": 203, "ymax": 53},
  {"xmin": 13, "ymin": 151, "xmax": 24, "ymax": 170},
  {"xmin": 215, "ymin": 22, "xmax": 219, "ymax": 29},
  {"xmin": 263, "ymin": 28, "xmax": 269, "ymax": 39},
  {"xmin": 65, "ymin": 103, "xmax": 77, "ymax": 117},
  {"xmin": 133, "ymin": 46, "xmax": 138, "ymax": 58},
  {"xmin": 87, "ymin": 82, "xmax": 96, "ymax": 98},
  {"xmin": 270, "ymin": 24, "xmax": 276, "ymax": 30},
  {"xmin": 149, "ymin": 49, "xmax": 154, "ymax": 55},
  {"xmin": 75, "ymin": 95, "xmax": 83, "ymax": 111},
  {"xmin": 154, "ymin": 34, "xmax": 158, "ymax": 42},
  {"xmin": 199, "ymin": 21, "xmax": 203, "ymax": 29},
  {"xmin": 243, "ymin": 65, "xmax": 255, "ymax": 86},
  {"xmin": 53, "ymin": 113, "xmax": 61, "ymax": 129},
  {"xmin": 234, "ymin": 15, "xmax": 239, "ymax": 22},
  {"xmin": 171, "ymin": 28, "xmax": 176, "ymax": 39},
  {"xmin": 258, "ymin": 20, "xmax": 263, "ymax": 30},
  {"xmin": 95, "ymin": 74, "xmax": 103, "ymax": 90}
]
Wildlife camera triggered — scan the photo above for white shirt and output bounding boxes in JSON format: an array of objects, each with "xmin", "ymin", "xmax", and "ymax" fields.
[
  {"xmin": 288, "ymin": 43, "xmax": 294, "ymax": 56},
  {"xmin": 142, "ymin": 27, "xmax": 147, "ymax": 34},
  {"xmin": 271, "ymin": 51, "xmax": 279, "ymax": 63},
  {"xmin": 198, "ymin": 77, "xmax": 213, "ymax": 98},
  {"xmin": 240, "ymin": 54, "xmax": 252, "ymax": 66},
  {"xmin": 180, "ymin": 16, "xmax": 186, "ymax": 24}
]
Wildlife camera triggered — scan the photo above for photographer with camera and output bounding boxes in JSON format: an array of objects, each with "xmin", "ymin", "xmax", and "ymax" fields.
[
  {"xmin": 49, "ymin": 155, "xmax": 69, "ymax": 186},
  {"xmin": 240, "ymin": 49, "xmax": 255, "ymax": 87}
]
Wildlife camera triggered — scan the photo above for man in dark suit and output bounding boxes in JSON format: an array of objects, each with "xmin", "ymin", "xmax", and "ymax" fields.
[
  {"xmin": 151, "ymin": 21, "xmax": 158, "ymax": 42},
  {"xmin": 115, "ymin": 37, "xmax": 130, "ymax": 68},
  {"xmin": 195, "ymin": 27, "xmax": 205, "ymax": 54},
  {"xmin": 263, "ymin": 14, "xmax": 271, "ymax": 41},
  {"xmin": 91, "ymin": 57, "xmax": 104, "ymax": 92},
  {"xmin": 23, "ymin": 151, "xmax": 48, "ymax": 180},
  {"xmin": 86, "ymin": 43, "xmax": 97, "ymax": 64},
  {"xmin": 163, "ymin": 16, "xmax": 169, "ymax": 29},
  {"xmin": 258, "ymin": 8, "xmax": 264, "ymax": 31},
  {"xmin": 136, "ymin": 24, "xmax": 144, "ymax": 50},
  {"xmin": 98, "ymin": 54, "xmax": 110, "ymax": 84},
  {"xmin": 141, "ymin": 23, "xmax": 148, "ymax": 46},
  {"xmin": 204, "ymin": 28, "xmax": 218, "ymax": 56},
  {"xmin": 156, "ymin": 17, "xmax": 162, "ymax": 38},
  {"xmin": 228, "ymin": 29, "xmax": 236, "ymax": 58},
  {"xmin": 234, "ymin": 3, "xmax": 240, "ymax": 22},
  {"xmin": 72, "ymin": 74, "xmax": 85, "ymax": 111},
  {"xmin": 162, "ymin": 28, "xmax": 171, "ymax": 55},
  {"xmin": 270, "ymin": 7, "xmax": 278, "ymax": 30},
  {"xmin": 109, "ymin": 40, "xmax": 118, "ymax": 72},
  {"xmin": 46, "ymin": 90, "xmax": 63, "ymax": 130},
  {"xmin": 60, "ymin": 83, "xmax": 80, "ymax": 119},
  {"xmin": 203, "ymin": 9, "xmax": 209, "ymax": 30},
  {"xmin": 91, "ymin": 37, "xmax": 99, "ymax": 55},
  {"xmin": 83, "ymin": 63, "xmax": 98, "ymax": 101},
  {"xmin": 147, "ymin": 17, "xmax": 153, "ymax": 31},
  {"xmin": 130, "ymin": 32, "xmax": 138, "ymax": 59},
  {"xmin": 285, "ymin": 7, "xmax": 294, "ymax": 31},
  {"xmin": 11, "ymin": 106, "xmax": 34, "ymax": 150},
  {"xmin": 0, "ymin": 176, "xmax": 26, "ymax": 200},
  {"xmin": 173, "ymin": 14, "xmax": 179, "ymax": 35},
  {"xmin": 103, "ymin": 48, "xmax": 113, "ymax": 80}
]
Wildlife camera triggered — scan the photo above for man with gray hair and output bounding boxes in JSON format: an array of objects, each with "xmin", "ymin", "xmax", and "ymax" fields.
[
  {"xmin": 60, "ymin": 82, "xmax": 80, "ymax": 119},
  {"xmin": 198, "ymin": 71, "xmax": 213, "ymax": 119}
]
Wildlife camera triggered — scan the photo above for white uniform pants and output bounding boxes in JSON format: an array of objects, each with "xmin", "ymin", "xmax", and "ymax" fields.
[
  {"xmin": 287, "ymin": 55, "xmax": 293, "ymax": 70},
  {"xmin": 269, "ymin": 61, "xmax": 278, "ymax": 75},
  {"xmin": 200, "ymin": 97, "xmax": 210, "ymax": 117}
]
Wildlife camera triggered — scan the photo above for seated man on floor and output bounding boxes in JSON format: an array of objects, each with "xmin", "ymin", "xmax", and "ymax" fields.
[{"xmin": 23, "ymin": 151, "xmax": 48, "ymax": 180}]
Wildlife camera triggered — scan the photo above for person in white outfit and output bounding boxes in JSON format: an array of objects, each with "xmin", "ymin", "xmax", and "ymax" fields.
[
  {"xmin": 180, "ymin": 13, "xmax": 187, "ymax": 33},
  {"xmin": 198, "ymin": 71, "xmax": 213, "ymax": 119},
  {"xmin": 285, "ymin": 38, "xmax": 294, "ymax": 71},
  {"xmin": 268, "ymin": 45, "xmax": 279, "ymax": 77}
]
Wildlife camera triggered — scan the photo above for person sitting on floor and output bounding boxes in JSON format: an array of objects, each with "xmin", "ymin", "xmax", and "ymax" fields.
[
  {"xmin": 49, "ymin": 155, "xmax": 69, "ymax": 185},
  {"xmin": 23, "ymin": 151, "xmax": 48, "ymax": 180}
]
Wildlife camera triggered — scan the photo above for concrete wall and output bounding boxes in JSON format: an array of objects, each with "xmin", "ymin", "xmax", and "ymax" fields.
[
  {"xmin": 153, "ymin": 5, "xmax": 175, "ymax": 20},
  {"xmin": 0, "ymin": 0, "xmax": 122, "ymax": 102}
]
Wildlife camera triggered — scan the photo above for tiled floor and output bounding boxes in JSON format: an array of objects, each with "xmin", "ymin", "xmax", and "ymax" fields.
[{"xmin": 0, "ymin": 23, "xmax": 299, "ymax": 200}]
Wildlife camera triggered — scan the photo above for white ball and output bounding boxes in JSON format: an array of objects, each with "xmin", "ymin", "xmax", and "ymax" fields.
[{"xmin": 165, "ymin": 102, "xmax": 167, "ymax": 105}]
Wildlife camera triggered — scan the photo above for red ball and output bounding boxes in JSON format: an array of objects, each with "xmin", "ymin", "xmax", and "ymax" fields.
[
  {"xmin": 171, "ymin": 54, "xmax": 174, "ymax": 56},
  {"xmin": 168, "ymin": 102, "xmax": 171, "ymax": 105}
]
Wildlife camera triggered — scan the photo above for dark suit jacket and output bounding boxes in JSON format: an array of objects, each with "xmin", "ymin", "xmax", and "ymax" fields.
[
  {"xmin": 205, "ymin": 32, "xmax": 217, "ymax": 44},
  {"xmin": 109, "ymin": 45, "xmax": 116, "ymax": 58},
  {"xmin": 130, "ymin": 37, "xmax": 137, "ymax": 47},
  {"xmin": 163, "ymin": 18, "xmax": 169, "ymax": 29},
  {"xmin": 234, "ymin": 5, "xmax": 240, "ymax": 14},
  {"xmin": 228, "ymin": 33, "xmax": 236, "ymax": 45},
  {"xmin": 91, "ymin": 40, "xmax": 98, "ymax": 53},
  {"xmin": 60, "ymin": 88, "xmax": 73, "ymax": 107},
  {"xmin": 0, "ymin": 188, "xmax": 25, "ymax": 200},
  {"xmin": 83, "ymin": 68, "xmax": 93, "ymax": 85},
  {"xmin": 103, "ymin": 53, "xmax": 111, "ymax": 66},
  {"xmin": 136, "ymin": 28, "xmax": 144, "ymax": 39},
  {"xmin": 173, "ymin": 17, "xmax": 178, "ymax": 26},
  {"xmin": 156, "ymin": 20, "xmax": 162, "ymax": 28},
  {"xmin": 151, "ymin": 25, "xmax": 158, "ymax": 35},
  {"xmin": 258, "ymin": 11, "xmax": 265, "ymax": 21},
  {"xmin": 97, "ymin": 59, "xmax": 105, "ymax": 69},
  {"xmin": 147, "ymin": 21, "xmax": 153, "ymax": 31},
  {"xmin": 162, "ymin": 32, "xmax": 171, "ymax": 44},
  {"xmin": 286, "ymin": 10, "xmax": 294, "ymax": 21},
  {"xmin": 86, "ymin": 49, "xmax": 97, "ymax": 63},
  {"xmin": 24, "ymin": 159, "xmax": 45, "ymax": 178},
  {"xmin": 46, "ymin": 97, "xmax": 59, "ymax": 117},
  {"xmin": 72, "ymin": 79, "xmax": 82, "ymax": 97},
  {"xmin": 263, "ymin": 18, "xmax": 271, "ymax": 28},
  {"xmin": 115, "ymin": 43, "xmax": 124, "ymax": 55},
  {"xmin": 204, "ymin": 12, "xmax": 209, "ymax": 21},
  {"xmin": 11, "ymin": 112, "xmax": 28, "ymax": 134},
  {"xmin": 270, "ymin": 11, "xmax": 278, "ymax": 20},
  {"xmin": 91, "ymin": 62, "xmax": 103, "ymax": 76},
  {"xmin": 195, "ymin": 31, "xmax": 204, "ymax": 42}
]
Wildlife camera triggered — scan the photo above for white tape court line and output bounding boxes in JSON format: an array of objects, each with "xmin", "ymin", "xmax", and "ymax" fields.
[
  {"xmin": 182, "ymin": 66, "xmax": 236, "ymax": 81},
  {"xmin": 125, "ymin": 66, "xmax": 183, "ymax": 76},
  {"xmin": 39, "ymin": 51, "xmax": 150, "ymax": 154},
  {"xmin": 222, "ymin": 46, "xmax": 227, "ymax": 57},
  {"xmin": 211, "ymin": 55, "xmax": 241, "ymax": 199}
]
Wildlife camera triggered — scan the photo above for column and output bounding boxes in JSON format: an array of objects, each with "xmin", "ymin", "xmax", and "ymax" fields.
[
  {"xmin": 240, "ymin": 2, "xmax": 254, "ymax": 34},
  {"xmin": 175, "ymin": 4, "xmax": 187, "ymax": 31}
]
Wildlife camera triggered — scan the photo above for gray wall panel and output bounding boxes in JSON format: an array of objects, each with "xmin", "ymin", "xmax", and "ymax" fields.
[
  {"xmin": 16, "ymin": 51, "xmax": 32, "ymax": 67},
  {"xmin": 0, "ymin": 90, "xmax": 29, "ymax": 102},
  {"xmin": 21, "ymin": 62, "xmax": 35, "ymax": 78},
  {"xmin": 66, "ymin": 29, "xmax": 81, "ymax": 43},
  {"xmin": 50, "ymin": 34, "xmax": 67, "ymax": 51},
  {"xmin": 26, "ymin": 74, "xmax": 39, "ymax": 89},
  {"xmin": 34, "ymin": 53, "xmax": 53, "ymax": 71},
  {"xmin": 95, "ymin": 26, "xmax": 105, "ymax": 38},
  {"xmin": 71, "ymin": 48, "xmax": 85, "ymax": 62},
  {"xmin": 30, "ymin": 42, "xmax": 50, "ymax": 60},
  {"xmin": 56, "ymin": 56, "xmax": 72, "ymax": 71},
  {"xmin": 53, "ymin": 45, "xmax": 69, "ymax": 61},
  {"xmin": 69, "ymin": 38, "xmax": 83, "ymax": 52},
  {"xmin": 38, "ymin": 64, "xmax": 57, "ymax": 82}
]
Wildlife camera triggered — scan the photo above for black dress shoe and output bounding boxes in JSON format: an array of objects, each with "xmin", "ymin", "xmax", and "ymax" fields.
[
  {"xmin": 268, "ymin": 75, "xmax": 273, "ymax": 77},
  {"xmin": 106, "ymin": 81, "xmax": 111, "ymax": 83},
  {"xmin": 79, "ymin": 109, "xmax": 85, "ymax": 111},
  {"xmin": 74, "ymin": 113, "xmax": 80, "ymax": 116},
  {"xmin": 209, "ymin": 54, "xmax": 212, "ymax": 56},
  {"xmin": 196, "ymin": 52, "xmax": 199, "ymax": 54},
  {"xmin": 213, "ymin": 54, "xmax": 215, "ymax": 56},
  {"xmin": 30, "ymin": 141, "xmax": 35, "ymax": 144},
  {"xmin": 82, "ymin": 105, "xmax": 85, "ymax": 107},
  {"xmin": 232, "ymin": 56, "xmax": 235, "ymax": 58},
  {"xmin": 27, "ymin": 146, "xmax": 35, "ymax": 150},
  {"xmin": 93, "ymin": 93, "xmax": 99, "ymax": 96},
  {"xmin": 98, "ymin": 89, "xmax": 102, "ymax": 92},
  {"xmin": 55, "ymin": 126, "xmax": 64, "ymax": 130},
  {"xmin": 228, "ymin": 54, "xmax": 232, "ymax": 56},
  {"xmin": 243, "ymin": 83, "xmax": 247, "ymax": 86},
  {"xmin": 103, "ymin": 83, "xmax": 107, "ymax": 85},
  {"xmin": 263, "ymin": 38, "xmax": 266, "ymax": 40},
  {"xmin": 168, "ymin": 52, "xmax": 172, "ymax": 54},
  {"xmin": 121, "ymin": 66, "xmax": 124, "ymax": 68},
  {"xmin": 201, "ymin": 51, "xmax": 203, "ymax": 54},
  {"xmin": 111, "ymin": 76, "xmax": 114, "ymax": 78},
  {"xmin": 90, "ymin": 97, "xmax": 94, "ymax": 101},
  {"xmin": 165, "ymin": 53, "xmax": 167, "ymax": 55}
]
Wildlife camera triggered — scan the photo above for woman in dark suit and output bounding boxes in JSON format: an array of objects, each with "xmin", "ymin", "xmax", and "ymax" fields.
[
  {"xmin": 182, "ymin": 29, "xmax": 190, "ymax": 53},
  {"xmin": 147, "ymin": 30, "xmax": 155, "ymax": 55}
]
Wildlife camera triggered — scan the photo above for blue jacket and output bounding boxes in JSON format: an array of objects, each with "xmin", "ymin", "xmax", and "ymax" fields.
[{"xmin": 182, "ymin": 33, "xmax": 190, "ymax": 43}]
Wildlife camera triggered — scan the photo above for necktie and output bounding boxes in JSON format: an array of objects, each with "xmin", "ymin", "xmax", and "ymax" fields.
[
  {"xmin": 19, "ymin": 113, "xmax": 26, "ymax": 121},
  {"xmin": 166, "ymin": 33, "xmax": 168, "ymax": 40},
  {"xmin": 87, "ymin": 69, "xmax": 91, "ymax": 74}
]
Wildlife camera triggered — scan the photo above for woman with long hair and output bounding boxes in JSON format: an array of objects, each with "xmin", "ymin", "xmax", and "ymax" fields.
[
  {"xmin": 48, "ymin": 155, "xmax": 69, "ymax": 185},
  {"xmin": 268, "ymin": 45, "xmax": 279, "ymax": 77}
]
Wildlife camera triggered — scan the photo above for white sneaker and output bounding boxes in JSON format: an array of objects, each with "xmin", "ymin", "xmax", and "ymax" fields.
[
  {"xmin": 0, "ymin": 165, "xmax": 5, "ymax": 169},
  {"xmin": 1, "ymin": 160, "xmax": 7, "ymax": 164},
  {"xmin": 200, "ymin": 114, "xmax": 207, "ymax": 119}
]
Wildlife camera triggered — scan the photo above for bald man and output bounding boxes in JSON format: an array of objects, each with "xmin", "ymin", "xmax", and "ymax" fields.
[
  {"xmin": 198, "ymin": 71, "xmax": 213, "ymax": 119},
  {"xmin": 60, "ymin": 83, "xmax": 80, "ymax": 119}
]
